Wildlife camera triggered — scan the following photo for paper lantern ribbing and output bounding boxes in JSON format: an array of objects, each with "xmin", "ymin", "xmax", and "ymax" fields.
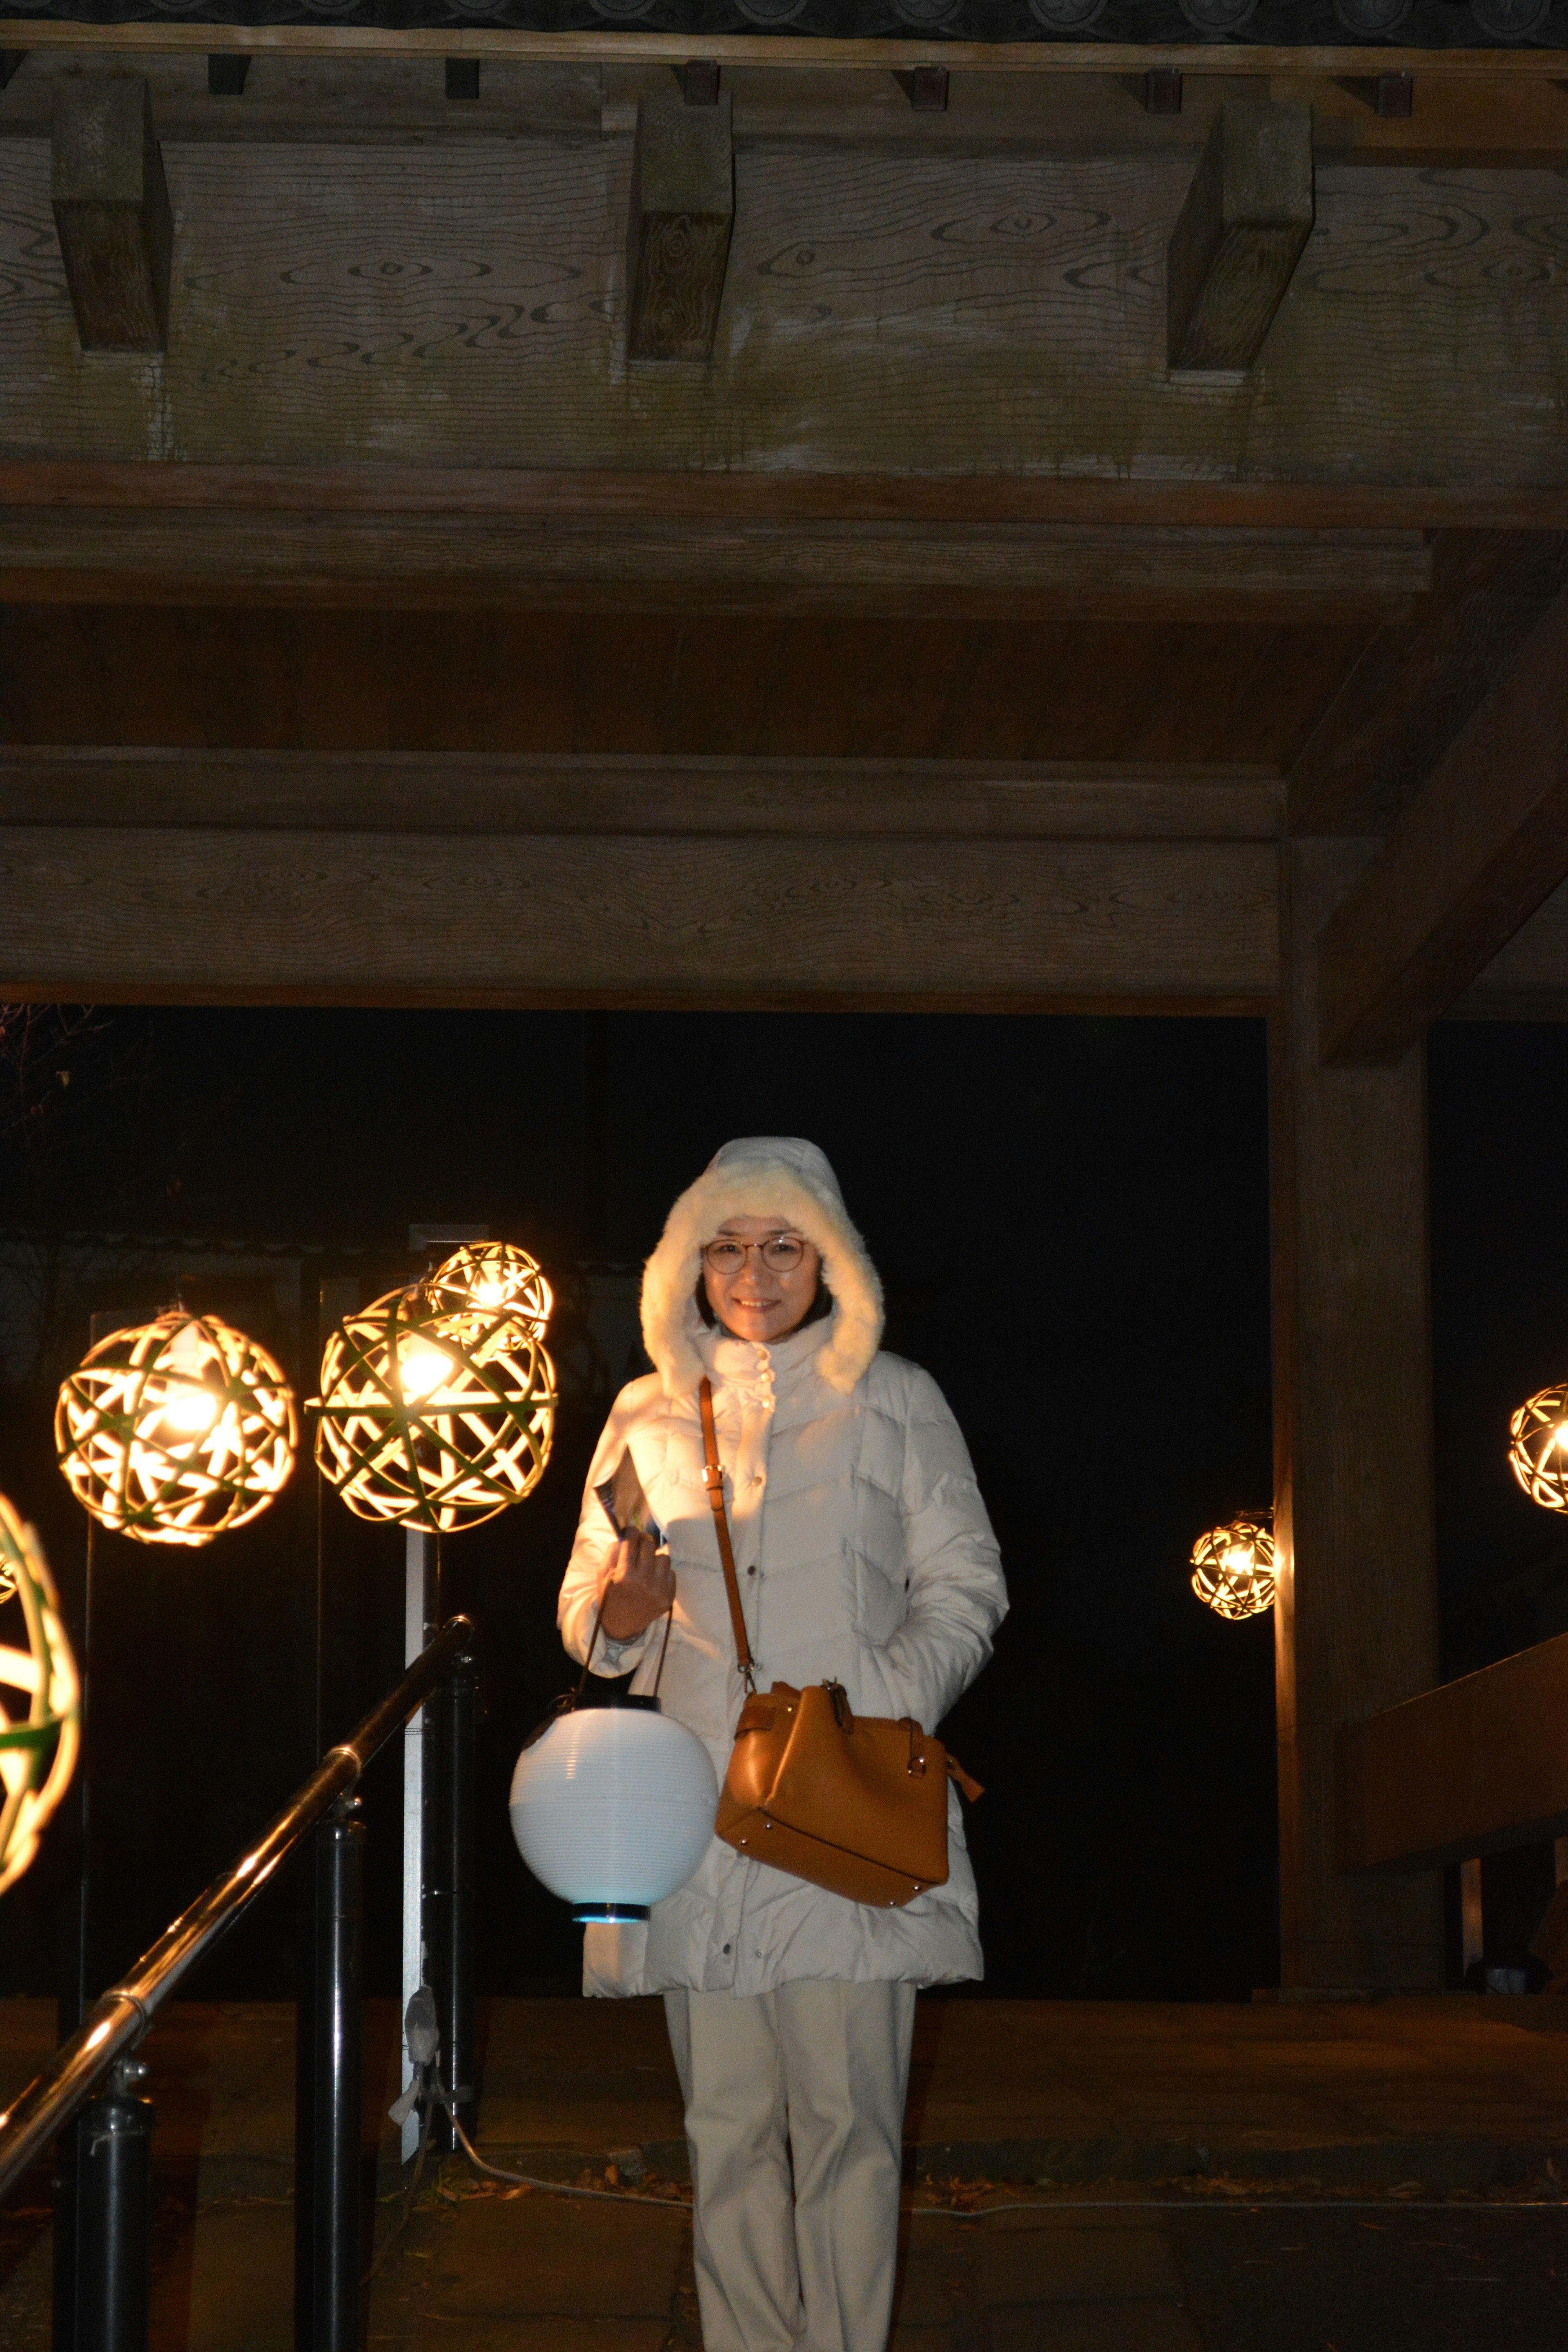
[
  {"xmin": 0, "ymin": 1497, "xmax": 80, "ymax": 1896},
  {"xmin": 1509, "ymin": 1382, "xmax": 1568, "ymax": 1510},
  {"xmin": 313, "ymin": 1283, "xmax": 557, "ymax": 1535},
  {"xmin": 1191, "ymin": 1512, "xmax": 1276, "ymax": 1621},
  {"xmin": 427, "ymin": 1242, "xmax": 552, "ymax": 1345},
  {"xmin": 509, "ymin": 1703, "xmax": 718, "ymax": 1922},
  {"xmin": 55, "ymin": 1312, "xmax": 298, "ymax": 1548}
]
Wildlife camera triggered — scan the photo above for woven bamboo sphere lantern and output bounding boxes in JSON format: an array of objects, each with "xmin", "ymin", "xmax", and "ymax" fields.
[
  {"xmin": 55, "ymin": 1311, "xmax": 298, "ymax": 1548},
  {"xmin": 0, "ymin": 1496, "xmax": 80, "ymax": 1896},
  {"xmin": 1190, "ymin": 1511, "xmax": 1276, "ymax": 1621},
  {"xmin": 426, "ymin": 1241, "xmax": 552, "ymax": 1345},
  {"xmin": 313, "ymin": 1281, "xmax": 557, "ymax": 1535},
  {"xmin": 1508, "ymin": 1381, "xmax": 1568, "ymax": 1509}
]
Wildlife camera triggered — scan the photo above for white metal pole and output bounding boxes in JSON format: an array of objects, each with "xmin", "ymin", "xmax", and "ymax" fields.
[{"xmin": 400, "ymin": 1526, "xmax": 432, "ymax": 2163}]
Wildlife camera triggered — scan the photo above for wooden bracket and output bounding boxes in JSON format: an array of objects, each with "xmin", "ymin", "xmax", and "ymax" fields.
[
  {"xmin": 0, "ymin": 49, "xmax": 25, "ymax": 89},
  {"xmin": 1144, "ymin": 67, "xmax": 1183, "ymax": 115},
  {"xmin": 680, "ymin": 58, "xmax": 719, "ymax": 106},
  {"xmin": 1377, "ymin": 70, "xmax": 1414, "ymax": 119},
  {"xmin": 445, "ymin": 57, "xmax": 479, "ymax": 102},
  {"xmin": 207, "ymin": 53, "xmax": 249, "ymax": 96},
  {"xmin": 1167, "ymin": 100, "xmax": 1314, "ymax": 374},
  {"xmin": 51, "ymin": 79, "xmax": 173, "ymax": 354},
  {"xmin": 626, "ymin": 89, "xmax": 734, "ymax": 365},
  {"xmin": 896, "ymin": 66, "xmax": 949, "ymax": 111}
]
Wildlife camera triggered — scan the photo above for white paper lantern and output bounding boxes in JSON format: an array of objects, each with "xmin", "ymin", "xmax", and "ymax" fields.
[{"xmin": 509, "ymin": 1702, "xmax": 718, "ymax": 1924}]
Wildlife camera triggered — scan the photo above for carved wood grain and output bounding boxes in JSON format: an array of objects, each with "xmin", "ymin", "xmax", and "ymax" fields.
[{"xmin": 1, "ymin": 143, "xmax": 1566, "ymax": 479}]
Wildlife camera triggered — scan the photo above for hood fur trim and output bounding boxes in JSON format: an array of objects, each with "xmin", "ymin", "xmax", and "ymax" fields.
[{"xmin": 641, "ymin": 1139, "xmax": 883, "ymax": 1399}]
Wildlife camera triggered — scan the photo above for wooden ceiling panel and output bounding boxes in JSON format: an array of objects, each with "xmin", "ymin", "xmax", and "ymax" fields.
[{"xmin": 0, "ymin": 606, "xmax": 1376, "ymax": 769}]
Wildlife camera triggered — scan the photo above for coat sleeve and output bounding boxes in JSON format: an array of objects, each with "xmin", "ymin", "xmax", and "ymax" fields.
[
  {"xmin": 557, "ymin": 1388, "xmax": 659, "ymax": 1678},
  {"xmin": 871, "ymin": 1365, "xmax": 1008, "ymax": 1733}
]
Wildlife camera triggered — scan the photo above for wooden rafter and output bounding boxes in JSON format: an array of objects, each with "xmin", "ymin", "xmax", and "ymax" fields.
[
  {"xmin": 1317, "ymin": 588, "xmax": 1568, "ymax": 1067},
  {"xmin": 1288, "ymin": 531, "xmax": 1568, "ymax": 837}
]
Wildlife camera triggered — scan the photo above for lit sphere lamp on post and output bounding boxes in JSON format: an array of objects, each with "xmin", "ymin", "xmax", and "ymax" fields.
[
  {"xmin": 313, "ymin": 1282, "xmax": 557, "ymax": 1535},
  {"xmin": 0, "ymin": 1495, "xmax": 80, "ymax": 1895},
  {"xmin": 426, "ymin": 1241, "xmax": 552, "ymax": 1343},
  {"xmin": 1190, "ymin": 1511, "xmax": 1276, "ymax": 1620},
  {"xmin": 55, "ymin": 1310, "xmax": 298, "ymax": 1547},
  {"xmin": 1508, "ymin": 1381, "xmax": 1568, "ymax": 1510}
]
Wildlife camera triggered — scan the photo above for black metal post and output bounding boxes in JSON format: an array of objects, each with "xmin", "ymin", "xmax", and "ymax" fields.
[
  {"xmin": 423, "ymin": 1648, "xmax": 477, "ymax": 2153},
  {"xmin": 55, "ymin": 1311, "xmax": 118, "ymax": 2352},
  {"xmin": 295, "ymin": 1795, "xmax": 364, "ymax": 2352},
  {"xmin": 71, "ymin": 2058, "xmax": 154, "ymax": 2352}
]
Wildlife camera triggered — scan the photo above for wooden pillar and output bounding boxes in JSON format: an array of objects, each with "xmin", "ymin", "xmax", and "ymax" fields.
[{"xmin": 1270, "ymin": 840, "xmax": 1445, "ymax": 1991}]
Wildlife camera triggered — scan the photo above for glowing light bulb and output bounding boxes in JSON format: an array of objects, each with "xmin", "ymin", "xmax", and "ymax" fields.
[
  {"xmin": 397, "ymin": 1340, "xmax": 450, "ymax": 1403},
  {"xmin": 161, "ymin": 1385, "xmax": 218, "ymax": 1437},
  {"xmin": 1553, "ymin": 1424, "xmax": 1568, "ymax": 1454},
  {"xmin": 1223, "ymin": 1544, "xmax": 1252, "ymax": 1574},
  {"xmin": 473, "ymin": 1278, "xmax": 508, "ymax": 1307}
]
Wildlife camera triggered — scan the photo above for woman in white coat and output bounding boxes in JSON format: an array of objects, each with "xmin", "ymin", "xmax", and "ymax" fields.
[{"xmin": 558, "ymin": 1136, "xmax": 1007, "ymax": 2352}]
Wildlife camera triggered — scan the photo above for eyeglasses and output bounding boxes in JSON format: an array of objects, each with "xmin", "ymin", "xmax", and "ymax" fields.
[{"xmin": 702, "ymin": 1235, "xmax": 809, "ymax": 1275}]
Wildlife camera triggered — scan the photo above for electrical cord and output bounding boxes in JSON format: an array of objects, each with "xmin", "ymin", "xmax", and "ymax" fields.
[{"xmin": 451, "ymin": 2114, "xmax": 691, "ymax": 2206}]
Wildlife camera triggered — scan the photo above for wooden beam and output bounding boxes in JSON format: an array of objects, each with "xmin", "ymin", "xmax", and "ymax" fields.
[
  {"xmin": 0, "ymin": 464, "xmax": 1562, "ymax": 533},
  {"xmin": 1338, "ymin": 1632, "xmax": 1568, "ymax": 1876},
  {"xmin": 1271, "ymin": 840, "xmax": 1443, "ymax": 1991},
  {"xmin": 1453, "ymin": 875, "xmax": 1568, "ymax": 1020},
  {"xmin": 1288, "ymin": 532, "xmax": 1568, "ymax": 837},
  {"xmin": 5, "ymin": 138, "xmax": 1565, "ymax": 480},
  {"xmin": 1318, "ymin": 588, "xmax": 1568, "ymax": 1067},
  {"xmin": 0, "ymin": 750, "xmax": 1285, "ymax": 841},
  {"xmin": 0, "ymin": 508, "xmax": 1431, "ymax": 619},
  {"xmin": 6, "ymin": 24, "xmax": 1568, "ymax": 74},
  {"xmin": 626, "ymin": 90, "xmax": 733, "ymax": 363},
  {"xmin": 50, "ymin": 78, "xmax": 172, "ymax": 352},
  {"xmin": 6, "ymin": 56, "xmax": 1567, "ymax": 164},
  {"xmin": 1167, "ymin": 101, "xmax": 1313, "ymax": 374},
  {"xmin": 0, "ymin": 829, "xmax": 1276, "ymax": 1008}
]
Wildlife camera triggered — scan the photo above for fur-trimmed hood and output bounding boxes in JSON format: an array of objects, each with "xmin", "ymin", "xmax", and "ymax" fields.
[{"xmin": 640, "ymin": 1136, "xmax": 884, "ymax": 1399}]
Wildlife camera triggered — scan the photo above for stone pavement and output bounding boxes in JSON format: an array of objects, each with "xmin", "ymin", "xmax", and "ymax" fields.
[{"xmin": 3, "ymin": 1994, "xmax": 1568, "ymax": 2347}]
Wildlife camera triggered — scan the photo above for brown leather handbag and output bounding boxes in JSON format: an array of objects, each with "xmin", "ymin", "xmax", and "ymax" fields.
[{"xmin": 699, "ymin": 1377, "xmax": 980, "ymax": 1910}]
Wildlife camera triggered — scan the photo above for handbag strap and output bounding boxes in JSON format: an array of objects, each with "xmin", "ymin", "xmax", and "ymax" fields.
[{"xmin": 699, "ymin": 1375, "xmax": 757, "ymax": 1693}]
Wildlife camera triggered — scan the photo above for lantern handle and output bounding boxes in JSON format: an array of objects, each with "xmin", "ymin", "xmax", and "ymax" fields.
[
  {"xmin": 574, "ymin": 1600, "xmax": 608, "ymax": 1707},
  {"xmin": 572, "ymin": 1594, "xmax": 676, "ymax": 1708}
]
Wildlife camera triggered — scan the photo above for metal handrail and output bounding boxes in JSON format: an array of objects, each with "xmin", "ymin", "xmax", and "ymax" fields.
[{"xmin": 0, "ymin": 1612, "xmax": 477, "ymax": 2200}]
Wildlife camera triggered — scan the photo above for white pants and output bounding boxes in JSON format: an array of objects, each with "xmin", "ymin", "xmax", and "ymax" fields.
[{"xmin": 664, "ymin": 1980, "xmax": 916, "ymax": 2352}]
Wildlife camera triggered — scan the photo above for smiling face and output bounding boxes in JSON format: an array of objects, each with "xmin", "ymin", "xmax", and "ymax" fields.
[{"xmin": 702, "ymin": 1213, "xmax": 822, "ymax": 1345}]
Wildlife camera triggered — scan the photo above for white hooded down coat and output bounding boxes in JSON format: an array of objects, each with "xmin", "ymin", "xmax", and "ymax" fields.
[{"xmin": 557, "ymin": 1136, "xmax": 1008, "ymax": 1999}]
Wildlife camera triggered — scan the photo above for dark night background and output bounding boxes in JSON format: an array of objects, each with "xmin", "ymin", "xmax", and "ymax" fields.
[{"xmin": 0, "ymin": 1006, "xmax": 1561, "ymax": 2008}]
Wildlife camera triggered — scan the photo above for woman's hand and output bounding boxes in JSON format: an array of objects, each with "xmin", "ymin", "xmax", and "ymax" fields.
[{"xmin": 598, "ymin": 1528, "xmax": 676, "ymax": 1640}]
